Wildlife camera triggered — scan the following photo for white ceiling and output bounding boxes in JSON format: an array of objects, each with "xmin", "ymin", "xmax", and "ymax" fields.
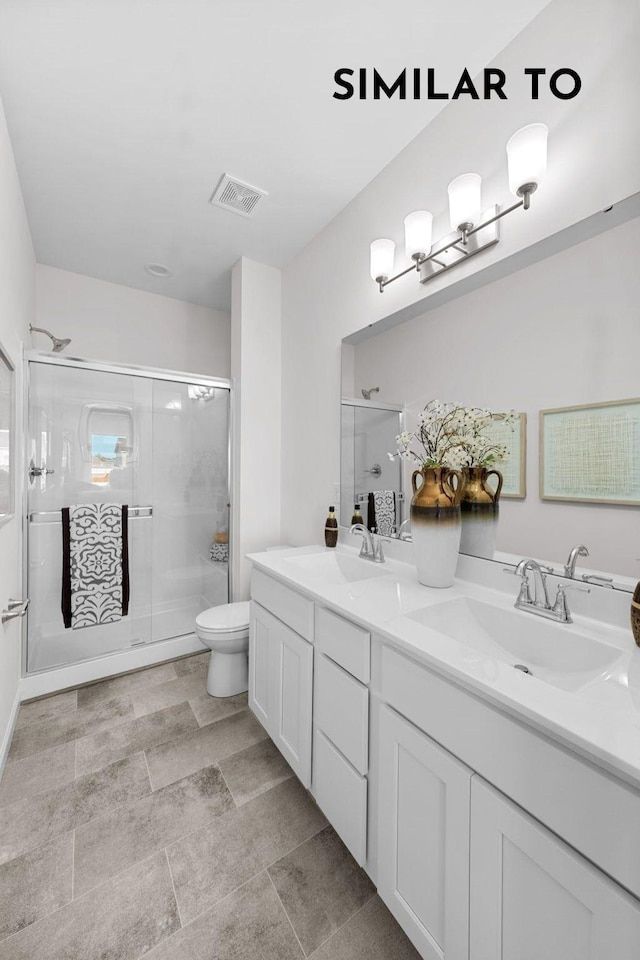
[{"xmin": 0, "ymin": 0, "xmax": 551, "ymax": 311}]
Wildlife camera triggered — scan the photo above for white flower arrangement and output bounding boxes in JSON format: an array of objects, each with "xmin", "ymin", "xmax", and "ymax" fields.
[{"xmin": 389, "ymin": 401, "xmax": 517, "ymax": 470}]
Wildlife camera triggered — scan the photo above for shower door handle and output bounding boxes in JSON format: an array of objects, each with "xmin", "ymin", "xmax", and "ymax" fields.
[
  {"xmin": 29, "ymin": 459, "xmax": 55, "ymax": 480},
  {"xmin": 2, "ymin": 598, "xmax": 30, "ymax": 624}
]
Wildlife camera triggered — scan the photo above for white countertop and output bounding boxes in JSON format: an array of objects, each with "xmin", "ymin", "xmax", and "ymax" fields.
[{"xmin": 247, "ymin": 543, "xmax": 640, "ymax": 791}]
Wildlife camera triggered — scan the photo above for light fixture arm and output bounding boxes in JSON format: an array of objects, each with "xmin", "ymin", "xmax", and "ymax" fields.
[{"xmin": 377, "ymin": 196, "xmax": 525, "ymax": 292}]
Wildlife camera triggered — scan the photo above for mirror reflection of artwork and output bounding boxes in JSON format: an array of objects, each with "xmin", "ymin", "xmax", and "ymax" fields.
[
  {"xmin": 541, "ymin": 400, "xmax": 640, "ymax": 505},
  {"xmin": 486, "ymin": 414, "xmax": 527, "ymax": 499},
  {"xmin": 0, "ymin": 342, "xmax": 14, "ymax": 525}
]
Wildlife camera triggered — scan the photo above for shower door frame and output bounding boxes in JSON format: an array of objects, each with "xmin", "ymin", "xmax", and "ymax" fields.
[{"xmin": 21, "ymin": 350, "xmax": 234, "ymax": 678}]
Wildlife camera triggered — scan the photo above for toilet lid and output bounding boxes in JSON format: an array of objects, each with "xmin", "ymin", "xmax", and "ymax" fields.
[{"xmin": 196, "ymin": 601, "xmax": 250, "ymax": 633}]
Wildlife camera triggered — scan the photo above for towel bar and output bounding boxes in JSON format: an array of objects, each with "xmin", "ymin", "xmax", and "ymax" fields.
[{"xmin": 29, "ymin": 506, "xmax": 153, "ymax": 523}]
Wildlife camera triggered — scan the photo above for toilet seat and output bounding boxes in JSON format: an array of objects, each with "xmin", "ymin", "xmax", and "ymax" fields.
[{"xmin": 196, "ymin": 601, "xmax": 250, "ymax": 636}]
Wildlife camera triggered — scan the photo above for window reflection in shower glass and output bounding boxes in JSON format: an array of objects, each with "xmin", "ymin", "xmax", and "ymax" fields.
[{"xmin": 91, "ymin": 435, "xmax": 128, "ymax": 485}]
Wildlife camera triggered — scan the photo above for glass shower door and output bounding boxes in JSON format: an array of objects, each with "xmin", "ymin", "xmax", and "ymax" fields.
[
  {"xmin": 27, "ymin": 362, "xmax": 154, "ymax": 672},
  {"xmin": 150, "ymin": 379, "xmax": 230, "ymax": 642}
]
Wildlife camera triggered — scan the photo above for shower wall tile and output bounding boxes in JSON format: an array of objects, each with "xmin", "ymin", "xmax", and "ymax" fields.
[
  {"xmin": 0, "ymin": 833, "xmax": 73, "ymax": 942},
  {"xmin": 15, "ymin": 690, "xmax": 78, "ymax": 731},
  {"xmin": 73, "ymin": 764, "xmax": 234, "ymax": 896},
  {"xmin": 77, "ymin": 661, "xmax": 179, "ymax": 708},
  {"xmin": 0, "ymin": 742, "xmax": 76, "ymax": 809},
  {"xmin": 75, "ymin": 701, "xmax": 199, "ymax": 777},
  {"xmin": 145, "ymin": 709, "xmax": 267, "ymax": 790},
  {"xmin": 0, "ymin": 753, "xmax": 151, "ymax": 865},
  {"xmin": 129, "ymin": 669, "xmax": 209, "ymax": 718},
  {"xmin": 0, "ymin": 850, "xmax": 180, "ymax": 960},
  {"xmin": 8, "ymin": 695, "xmax": 134, "ymax": 762}
]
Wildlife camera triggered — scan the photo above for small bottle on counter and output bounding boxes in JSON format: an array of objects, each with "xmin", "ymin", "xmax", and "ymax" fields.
[
  {"xmin": 324, "ymin": 506, "xmax": 338, "ymax": 548},
  {"xmin": 632, "ymin": 583, "xmax": 640, "ymax": 647},
  {"xmin": 351, "ymin": 503, "xmax": 363, "ymax": 526}
]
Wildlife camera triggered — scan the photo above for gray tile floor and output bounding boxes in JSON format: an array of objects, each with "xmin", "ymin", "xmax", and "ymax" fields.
[{"xmin": 0, "ymin": 652, "xmax": 420, "ymax": 959}]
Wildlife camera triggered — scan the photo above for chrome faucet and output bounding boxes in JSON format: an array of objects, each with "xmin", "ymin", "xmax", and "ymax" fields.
[
  {"xmin": 349, "ymin": 523, "xmax": 386, "ymax": 563},
  {"xmin": 514, "ymin": 559, "xmax": 551, "ymax": 609},
  {"xmin": 505, "ymin": 558, "xmax": 590, "ymax": 623},
  {"xmin": 564, "ymin": 544, "xmax": 589, "ymax": 579}
]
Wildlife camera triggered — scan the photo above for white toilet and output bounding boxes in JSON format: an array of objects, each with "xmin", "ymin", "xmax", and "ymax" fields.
[{"xmin": 195, "ymin": 601, "xmax": 250, "ymax": 698}]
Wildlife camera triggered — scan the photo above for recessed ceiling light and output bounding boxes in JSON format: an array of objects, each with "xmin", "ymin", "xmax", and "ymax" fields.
[{"xmin": 144, "ymin": 263, "xmax": 172, "ymax": 278}]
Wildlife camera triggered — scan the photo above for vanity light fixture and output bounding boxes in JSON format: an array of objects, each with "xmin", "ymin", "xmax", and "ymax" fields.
[{"xmin": 370, "ymin": 122, "xmax": 548, "ymax": 292}]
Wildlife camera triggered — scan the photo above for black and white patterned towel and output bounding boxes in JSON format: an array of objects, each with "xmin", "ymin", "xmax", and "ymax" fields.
[
  {"xmin": 61, "ymin": 504, "xmax": 130, "ymax": 630},
  {"xmin": 368, "ymin": 490, "xmax": 397, "ymax": 537}
]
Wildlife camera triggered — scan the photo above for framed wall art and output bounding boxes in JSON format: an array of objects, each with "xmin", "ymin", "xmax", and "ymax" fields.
[{"xmin": 540, "ymin": 398, "xmax": 640, "ymax": 505}]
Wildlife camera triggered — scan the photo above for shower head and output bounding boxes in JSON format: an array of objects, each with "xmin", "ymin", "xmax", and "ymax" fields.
[
  {"xmin": 30, "ymin": 325, "xmax": 72, "ymax": 353},
  {"xmin": 361, "ymin": 386, "xmax": 380, "ymax": 400}
]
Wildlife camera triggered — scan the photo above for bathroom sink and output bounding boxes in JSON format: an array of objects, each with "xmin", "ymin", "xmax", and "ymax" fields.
[
  {"xmin": 282, "ymin": 551, "xmax": 389, "ymax": 585},
  {"xmin": 408, "ymin": 597, "xmax": 621, "ymax": 692}
]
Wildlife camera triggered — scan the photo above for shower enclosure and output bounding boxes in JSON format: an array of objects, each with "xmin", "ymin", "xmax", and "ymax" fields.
[
  {"xmin": 24, "ymin": 353, "xmax": 231, "ymax": 674},
  {"xmin": 340, "ymin": 397, "xmax": 404, "ymax": 531}
]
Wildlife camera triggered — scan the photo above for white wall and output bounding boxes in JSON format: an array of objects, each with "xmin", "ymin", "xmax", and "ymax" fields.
[
  {"xmin": 36, "ymin": 265, "xmax": 230, "ymax": 378},
  {"xmin": 281, "ymin": 0, "xmax": 640, "ymax": 548},
  {"xmin": 231, "ymin": 258, "xmax": 282, "ymax": 598},
  {"xmin": 0, "ymin": 94, "xmax": 35, "ymax": 765},
  {"xmin": 353, "ymin": 215, "xmax": 640, "ymax": 577}
]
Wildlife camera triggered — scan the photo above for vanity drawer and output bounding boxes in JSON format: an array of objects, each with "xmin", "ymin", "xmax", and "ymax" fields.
[
  {"xmin": 315, "ymin": 606, "xmax": 370, "ymax": 683},
  {"xmin": 250, "ymin": 568, "xmax": 314, "ymax": 641},
  {"xmin": 312, "ymin": 728, "xmax": 367, "ymax": 866},
  {"xmin": 315, "ymin": 652, "xmax": 368, "ymax": 774}
]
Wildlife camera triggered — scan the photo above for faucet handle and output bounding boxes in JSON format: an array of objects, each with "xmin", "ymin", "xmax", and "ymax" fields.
[
  {"xmin": 504, "ymin": 568, "xmax": 532, "ymax": 604},
  {"xmin": 552, "ymin": 582, "xmax": 590, "ymax": 623}
]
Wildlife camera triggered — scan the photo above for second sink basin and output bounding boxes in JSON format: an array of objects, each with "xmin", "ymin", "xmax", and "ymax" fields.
[
  {"xmin": 282, "ymin": 550, "xmax": 389, "ymax": 585},
  {"xmin": 408, "ymin": 597, "xmax": 621, "ymax": 692}
]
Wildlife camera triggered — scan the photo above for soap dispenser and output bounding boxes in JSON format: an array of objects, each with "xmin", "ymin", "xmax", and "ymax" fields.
[{"xmin": 325, "ymin": 506, "xmax": 338, "ymax": 548}]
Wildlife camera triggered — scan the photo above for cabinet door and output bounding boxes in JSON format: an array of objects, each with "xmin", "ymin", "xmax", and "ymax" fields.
[
  {"xmin": 249, "ymin": 601, "xmax": 313, "ymax": 787},
  {"xmin": 249, "ymin": 601, "xmax": 273, "ymax": 730},
  {"xmin": 271, "ymin": 612, "xmax": 313, "ymax": 787},
  {"xmin": 377, "ymin": 704, "xmax": 472, "ymax": 960},
  {"xmin": 470, "ymin": 778, "xmax": 640, "ymax": 960}
]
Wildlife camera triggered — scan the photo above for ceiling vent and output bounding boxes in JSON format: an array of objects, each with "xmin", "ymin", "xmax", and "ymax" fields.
[{"xmin": 209, "ymin": 174, "xmax": 267, "ymax": 218}]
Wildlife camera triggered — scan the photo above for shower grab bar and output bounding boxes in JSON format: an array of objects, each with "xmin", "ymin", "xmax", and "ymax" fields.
[{"xmin": 28, "ymin": 505, "xmax": 154, "ymax": 523}]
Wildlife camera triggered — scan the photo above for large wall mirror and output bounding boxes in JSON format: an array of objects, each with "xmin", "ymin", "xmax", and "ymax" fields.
[{"xmin": 341, "ymin": 204, "xmax": 640, "ymax": 590}]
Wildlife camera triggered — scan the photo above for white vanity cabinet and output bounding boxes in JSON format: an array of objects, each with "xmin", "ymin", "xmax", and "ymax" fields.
[
  {"xmin": 377, "ymin": 704, "xmax": 471, "ymax": 960},
  {"xmin": 470, "ymin": 778, "xmax": 640, "ymax": 959},
  {"xmin": 248, "ymin": 575, "xmax": 313, "ymax": 787},
  {"xmin": 248, "ymin": 556, "xmax": 640, "ymax": 960}
]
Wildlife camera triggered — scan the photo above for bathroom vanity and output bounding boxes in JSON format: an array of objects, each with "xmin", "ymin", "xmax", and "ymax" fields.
[{"xmin": 248, "ymin": 543, "xmax": 640, "ymax": 960}]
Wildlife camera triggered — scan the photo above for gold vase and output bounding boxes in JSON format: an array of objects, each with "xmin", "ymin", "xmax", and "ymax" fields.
[
  {"xmin": 410, "ymin": 466, "xmax": 462, "ymax": 588},
  {"xmin": 459, "ymin": 466, "xmax": 503, "ymax": 559}
]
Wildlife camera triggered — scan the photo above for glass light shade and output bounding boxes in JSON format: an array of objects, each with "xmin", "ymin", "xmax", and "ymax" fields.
[
  {"xmin": 404, "ymin": 211, "xmax": 433, "ymax": 260},
  {"xmin": 506, "ymin": 123, "xmax": 548, "ymax": 196},
  {"xmin": 370, "ymin": 239, "xmax": 395, "ymax": 281},
  {"xmin": 448, "ymin": 173, "xmax": 482, "ymax": 231}
]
